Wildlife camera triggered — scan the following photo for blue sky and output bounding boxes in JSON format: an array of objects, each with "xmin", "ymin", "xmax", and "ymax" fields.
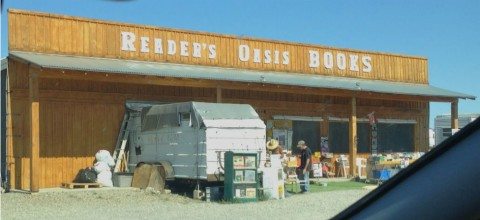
[{"xmin": 1, "ymin": 0, "xmax": 479, "ymax": 127}]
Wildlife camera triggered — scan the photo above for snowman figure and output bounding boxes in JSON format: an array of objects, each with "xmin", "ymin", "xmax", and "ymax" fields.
[{"xmin": 94, "ymin": 150, "xmax": 115, "ymax": 187}]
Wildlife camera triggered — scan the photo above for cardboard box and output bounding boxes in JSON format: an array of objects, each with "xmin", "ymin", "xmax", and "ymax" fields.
[{"xmin": 287, "ymin": 156, "xmax": 297, "ymax": 168}]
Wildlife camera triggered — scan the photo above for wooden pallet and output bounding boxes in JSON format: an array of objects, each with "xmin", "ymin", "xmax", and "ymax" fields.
[{"xmin": 62, "ymin": 182, "xmax": 102, "ymax": 189}]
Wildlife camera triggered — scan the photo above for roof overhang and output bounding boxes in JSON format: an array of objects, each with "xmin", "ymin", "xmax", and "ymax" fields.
[{"xmin": 9, "ymin": 51, "xmax": 476, "ymax": 101}]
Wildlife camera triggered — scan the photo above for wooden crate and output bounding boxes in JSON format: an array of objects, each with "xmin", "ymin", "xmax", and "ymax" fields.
[{"xmin": 62, "ymin": 182, "xmax": 102, "ymax": 189}]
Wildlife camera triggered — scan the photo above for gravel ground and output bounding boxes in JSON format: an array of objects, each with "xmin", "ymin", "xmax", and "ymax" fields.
[{"xmin": 1, "ymin": 188, "xmax": 369, "ymax": 220}]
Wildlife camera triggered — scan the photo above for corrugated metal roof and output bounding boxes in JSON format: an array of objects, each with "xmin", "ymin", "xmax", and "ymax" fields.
[{"xmin": 9, "ymin": 51, "xmax": 475, "ymax": 100}]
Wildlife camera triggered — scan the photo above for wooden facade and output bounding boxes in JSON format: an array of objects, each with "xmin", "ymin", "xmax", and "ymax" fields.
[
  {"xmin": 8, "ymin": 9, "xmax": 428, "ymax": 83},
  {"xmin": 6, "ymin": 9, "xmax": 437, "ymax": 190},
  {"xmin": 6, "ymin": 59, "xmax": 429, "ymax": 189}
]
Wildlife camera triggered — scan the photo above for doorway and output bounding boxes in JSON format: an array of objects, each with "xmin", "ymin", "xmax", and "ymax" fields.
[{"xmin": 292, "ymin": 121, "xmax": 320, "ymax": 153}]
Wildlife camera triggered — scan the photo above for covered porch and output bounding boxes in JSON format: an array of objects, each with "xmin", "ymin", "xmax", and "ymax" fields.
[{"xmin": 7, "ymin": 51, "xmax": 475, "ymax": 192}]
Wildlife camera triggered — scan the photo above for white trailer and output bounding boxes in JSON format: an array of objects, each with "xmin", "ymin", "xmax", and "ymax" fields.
[
  {"xmin": 434, "ymin": 114, "xmax": 479, "ymax": 146},
  {"xmin": 124, "ymin": 102, "xmax": 266, "ymax": 183}
]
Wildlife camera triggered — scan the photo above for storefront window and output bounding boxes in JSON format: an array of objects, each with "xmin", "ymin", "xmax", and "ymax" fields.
[
  {"xmin": 329, "ymin": 122, "xmax": 348, "ymax": 153},
  {"xmin": 357, "ymin": 123, "xmax": 370, "ymax": 153},
  {"xmin": 377, "ymin": 123, "xmax": 414, "ymax": 152},
  {"xmin": 328, "ymin": 121, "xmax": 414, "ymax": 153},
  {"xmin": 292, "ymin": 120, "xmax": 320, "ymax": 153}
]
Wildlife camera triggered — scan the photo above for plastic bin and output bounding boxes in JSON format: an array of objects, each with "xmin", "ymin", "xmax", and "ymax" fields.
[
  {"xmin": 112, "ymin": 173, "xmax": 133, "ymax": 187},
  {"xmin": 389, "ymin": 169, "xmax": 400, "ymax": 177},
  {"xmin": 373, "ymin": 169, "xmax": 391, "ymax": 181}
]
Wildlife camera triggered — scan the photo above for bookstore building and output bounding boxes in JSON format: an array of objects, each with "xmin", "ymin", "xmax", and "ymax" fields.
[{"xmin": 3, "ymin": 9, "xmax": 474, "ymax": 191}]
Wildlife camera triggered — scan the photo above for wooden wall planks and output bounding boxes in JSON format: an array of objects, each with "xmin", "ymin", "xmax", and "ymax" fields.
[
  {"xmin": 7, "ymin": 60, "xmax": 429, "ymax": 188},
  {"xmin": 8, "ymin": 9, "xmax": 428, "ymax": 84}
]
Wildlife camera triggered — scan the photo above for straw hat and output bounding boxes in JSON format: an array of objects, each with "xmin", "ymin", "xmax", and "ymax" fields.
[{"xmin": 266, "ymin": 139, "xmax": 279, "ymax": 150}]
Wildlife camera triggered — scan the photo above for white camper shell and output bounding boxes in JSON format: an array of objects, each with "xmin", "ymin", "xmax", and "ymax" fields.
[
  {"xmin": 434, "ymin": 114, "xmax": 479, "ymax": 146},
  {"xmin": 127, "ymin": 102, "xmax": 266, "ymax": 182}
]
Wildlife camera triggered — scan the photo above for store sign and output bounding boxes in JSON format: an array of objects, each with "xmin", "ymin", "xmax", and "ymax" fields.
[
  {"xmin": 121, "ymin": 32, "xmax": 217, "ymax": 59},
  {"xmin": 121, "ymin": 31, "xmax": 372, "ymax": 72},
  {"xmin": 308, "ymin": 50, "xmax": 372, "ymax": 73},
  {"xmin": 237, "ymin": 44, "xmax": 290, "ymax": 65}
]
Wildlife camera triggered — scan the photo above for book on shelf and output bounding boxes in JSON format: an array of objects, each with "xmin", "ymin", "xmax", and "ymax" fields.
[
  {"xmin": 235, "ymin": 170, "xmax": 244, "ymax": 182},
  {"xmin": 233, "ymin": 156, "xmax": 245, "ymax": 168},
  {"xmin": 244, "ymin": 170, "xmax": 256, "ymax": 182}
]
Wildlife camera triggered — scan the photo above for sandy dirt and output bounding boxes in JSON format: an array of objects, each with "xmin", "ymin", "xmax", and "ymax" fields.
[{"xmin": 1, "ymin": 188, "xmax": 369, "ymax": 220}]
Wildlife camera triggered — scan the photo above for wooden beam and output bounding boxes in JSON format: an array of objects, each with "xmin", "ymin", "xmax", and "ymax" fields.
[
  {"xmin": 29, "ymin": 68, "xmax": 40, "ymax": 193},
  {"xmin": 10, "ymin": 88, "xmax": 428, "ymax": 117},
  {"xmin": 349, "ymin": 97, "xmax": 357, "ymax": 177},
  {"xmin": 5, "ymin": 60, "xmax": 16, "ymax": 189},
  {"xmin": 216, "ymin": 87, "xmax": 222, "ymax": 103},
  {"xmin": 451, "ymin": 99, "xmax": 459, "ymax": 129},
  {"xmin": 36, "ymin": 68, "xmax": 456, "ymax": 103}
]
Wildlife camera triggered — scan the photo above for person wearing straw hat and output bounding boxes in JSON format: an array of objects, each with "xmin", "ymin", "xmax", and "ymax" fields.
[{"xmin": 266, "ymin": 139, "xmax": 284, "ymax": 158}]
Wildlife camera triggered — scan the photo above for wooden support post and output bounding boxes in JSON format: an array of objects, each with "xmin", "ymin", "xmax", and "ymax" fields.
[
  {"xmin": 349, "ymin": 97, "xmax": 357, "ymax": 177},
  {"xmin": 29, "ymin": 70, "xmax": 40, "ymax": 192},
  {"xmin": 216, "ymin": 87, "xmax": 222, "ymax": 103},
  {"xmin": 451, "ymin": 100, "xmax": 459, "ymax": 130}
]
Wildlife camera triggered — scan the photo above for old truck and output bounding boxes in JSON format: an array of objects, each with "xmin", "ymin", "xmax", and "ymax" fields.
[{"xmin": 118, "ymin": 102, "xmax": 266, "ymax": 193}]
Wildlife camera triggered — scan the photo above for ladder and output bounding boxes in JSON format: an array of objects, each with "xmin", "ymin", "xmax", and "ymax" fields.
[{"xmin": 113, "ymin": 112, "xmax": 132, "ymax": 173}]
